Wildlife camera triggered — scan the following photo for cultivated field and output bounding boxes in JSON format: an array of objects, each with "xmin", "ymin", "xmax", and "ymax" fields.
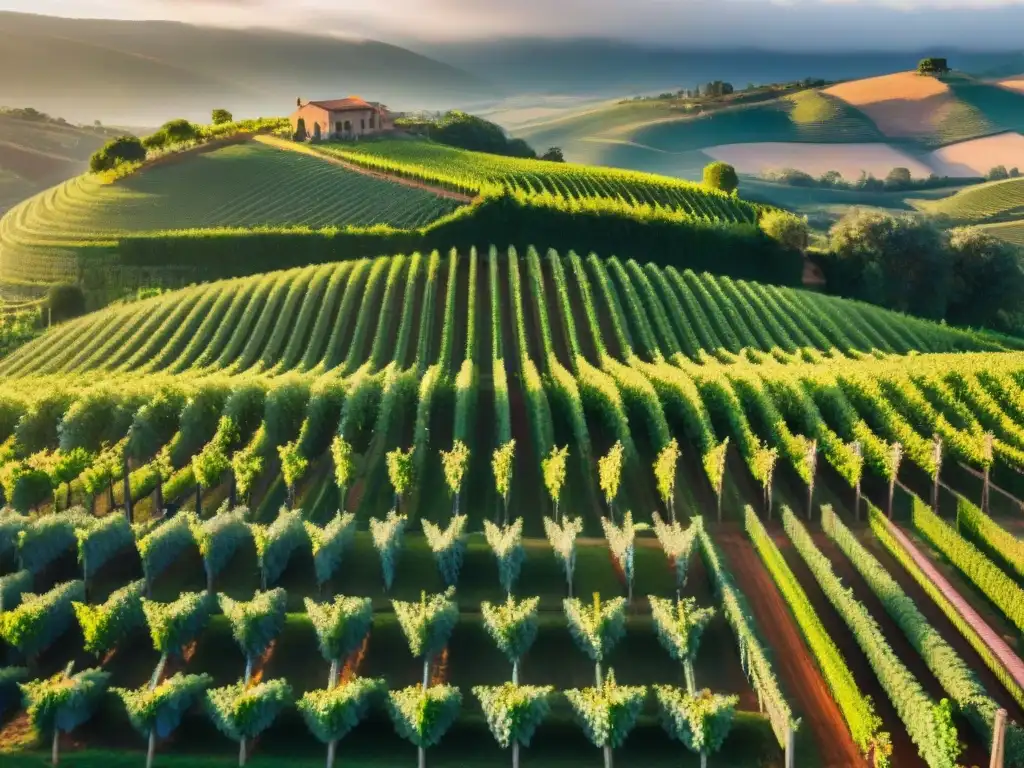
[
  {"xmin": 912, "ymin": 176, "xmax": 1024, "ymax": 222},
  {"xmin": 928, "ymin": 132, "xmax": 1024, "ymax": 177}
]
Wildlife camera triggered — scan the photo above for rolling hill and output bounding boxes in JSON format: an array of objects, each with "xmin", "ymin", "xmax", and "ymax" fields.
[
  {"xmin": 0, "ymin": 135, "xmax": 784, "ymax": 298},
  {"xmin": 0, "ymin": 109, "xmax": 116, "ymax": 213},
  {"xmin": 0, "ymin": 12, "xmax": 488, "ymax": 126},
  {"xmin": 514, "ymin": 69, "xmax": 1024, "ymax": 184}
]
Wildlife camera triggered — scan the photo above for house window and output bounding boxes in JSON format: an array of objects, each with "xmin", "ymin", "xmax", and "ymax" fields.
[
  {"xmin": 369, "ymin": 114, "xmax": 376, "ymax": 129},
  {"xmin": 335, "ymin": 122, "xmax": 342, "ymax": 134},
  {"xmin": 361, "ymin": 119, "xmax": 366, "ymax": 131}
]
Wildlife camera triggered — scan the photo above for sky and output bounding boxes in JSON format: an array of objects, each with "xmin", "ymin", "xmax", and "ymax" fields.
[{"xmin": 8, "ymin": 0, "xmax": 1024, "ymax": 48}]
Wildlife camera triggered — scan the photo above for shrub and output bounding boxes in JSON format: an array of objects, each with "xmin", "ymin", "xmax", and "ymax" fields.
[
  {"xmin": 89, "ymin": 136, "xmax": 146, "ymax": 173},
  {"xmin": 918, "ymin": 57, "xmax": 950, "ymax": 75},
  {"xmin": 46, "ymin": 284, "xmax": 86, "ymax": 323},
  {"xmin": 947, "ymin": 226, "xmax": 1024, "ymax": 329},
  {"xmin": 160, "ymin": 119, "xmax": 201, "ymax": 144},
  {"xmin": 541, "ymin": 147, "xmax": 565, "ymax": 162},
  {"xmin": 759, "ymin": 210, "xmax": 809, "ymax": 254},
  {"xmin": 212, "ymin": 109, "xmax": 233, "ymax": 125},
  {"xmin": 703, "ymin": 162, "xmax": 738, "ymax": 195}
]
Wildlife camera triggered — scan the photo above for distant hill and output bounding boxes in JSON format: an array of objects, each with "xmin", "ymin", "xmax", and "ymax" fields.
[
  {"xmin": 0, "ymin": 12, "xmax": 489, "ymax": 126},
  {"xmin": 513, "ymin": 69, "xmax": 1024, "ymax": 182},
  {"xmin": 0, "ymin": 108, "xmax": 118, "ymax": 213}
]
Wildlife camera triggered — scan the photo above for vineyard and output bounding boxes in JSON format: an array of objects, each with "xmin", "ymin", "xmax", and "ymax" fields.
[
  {"xmin": 915, "ymin": 177, "xmax": 1024, "ymax": 222},
  {"xmin": 4, "ymin": 241, "xmax": 1024, "ymax": 765},
  {"xmin": 0, "ymin": 142, "xmax": 463, "ymax": 289}
]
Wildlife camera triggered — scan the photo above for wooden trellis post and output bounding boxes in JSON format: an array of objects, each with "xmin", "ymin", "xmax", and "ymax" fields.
[
  {"xmin": 785, "ymin": 725, "xmax": 795, "ymax": 768},
  {"xmin": 982, "ymin": 432, "xmax": 994, "ymax": 514},
  {"xmin": 932, "ymin": 435, "xmax": 943, "ymax": 513},
  {"xmin": 990, "ymin": 708, "xmax": 1007, "ymax": 768},
  {"xmin": 852, "ymin": 441, "xmax": 862, "ymax": 521},
  {"xmin": 806, "ymin": 440, "xmax": 818, "ymax": 521}
]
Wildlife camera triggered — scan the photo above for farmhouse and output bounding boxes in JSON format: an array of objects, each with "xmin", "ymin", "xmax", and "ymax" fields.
[{"xmin": 290, "ymin": 96, "xmax": 394, "ymax": 140}]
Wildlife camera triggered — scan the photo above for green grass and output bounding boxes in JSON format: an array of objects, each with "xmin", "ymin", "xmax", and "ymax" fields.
[
  {"xmin": 0, "ymin": 141, "xmax": 462, "ymax": 287},
  {"xmin": 913, "ymin": 176, "xmax": 1024, "ymax": 222}
]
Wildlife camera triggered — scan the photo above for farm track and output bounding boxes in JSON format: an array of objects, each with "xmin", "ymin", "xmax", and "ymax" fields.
[
  {"xmin": 811, "ymin": 530, "xmax": 990, "ymax": 767},
  {"xmin": 715, "ymin": 529, "xmax": 866, "ymax": 768}
]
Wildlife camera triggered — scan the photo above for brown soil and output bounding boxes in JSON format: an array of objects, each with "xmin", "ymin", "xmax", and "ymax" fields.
[
  {"xmin": 863, "ymin": 531, "xmax": 1024, "ymax": 725},
  {"xmin": 771, "ymin": 528, "xmax": 922, "ymax": 767},
  {"xmin": 812, "ymin": 532, "xmax": 989, "ymax": 767},
  {"xmin": 715, "ymin": 530, "xmax": 867, "ymax": 768},
  {"xmin": 255, "ymin": 134, "xmax": 474, "ymax": 203}
]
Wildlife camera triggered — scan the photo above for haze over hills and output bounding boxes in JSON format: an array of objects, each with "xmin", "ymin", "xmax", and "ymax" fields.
[{"xmin": 0, "ymin": 12, "xmax": 489, "ymax": 125}]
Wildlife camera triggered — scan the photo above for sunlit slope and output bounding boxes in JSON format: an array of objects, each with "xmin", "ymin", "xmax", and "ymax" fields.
[
  {"xmin": 0, "ymin": 141, "xmax": 463, "ymax": 287},
  {"xmin": 0, "ymin": 247, "xmax": 1008, "ymax": 379}
]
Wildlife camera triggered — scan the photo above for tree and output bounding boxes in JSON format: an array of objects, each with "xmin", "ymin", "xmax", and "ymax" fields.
[
  {"xmin": 160, "ymin": 119, "xmax": 200, "ymax": 144},
  {"xmin": 181, "ymin": 509, "xmax": 247, "ymax": 593},
  {"xmin": 142, "ymin": 592, "xmax": 211, "ymax": 683},
  {"xmin": 884, "ymin": 167, "xmax": 913, "ymax": 188},
  {"xmin": 654, "ymin": 440, "xmax": 680, "ymax": 522},
  {"xmin": 564, "ymin": 594, "xmax": 627, "ymax": 686},
  {"xmin": 277, "ymin": 440, "xmax": 308, "ymax": 509},
  {"xmin": 89, "ymin": 135, "xmax": 146, "ymax": 172},
  {"xmin": 649, "ymin": 597, "xmax": 715, "ymax": 694},
  {"xmin": 541, "ymin": 147, "xmax": 565, "ymax": 162},
  {"xmin": 192, "ymin": 439, "xmax": 230, "ymax": 517},
  {"xmin": 218, "ymin": 589, "xmax": 288, "ymax": 685},
  {"xmin": 828, "ymin": 210, "xmax": 951, "ymax": 320},
  {"xmin": 484, "ymin": 519, "xmax": 526, "ymax": 596},
  {"xmin": 885, "ymin": 442, "xmax": 903, "ymax": 519},
  {"xmin": 386, "ymin": 447, "xmax": 414, "ymax": 512},
  {"xmin": 703, "ymin": 439, "xmax": 729, "ymax": 522},
  {"xmin": 481, "ymin": 595, "xmax": 540, "ymax": 684},
  {"xmin": 306, "ymin": 513, "xmax": 357, "ymax": 592},
  {"xmin": 656, "ymin": 687, "xmax": 738, "ymax": 768},
  {"xmin": 313, "ymin": 122, "xmax": 322, "ymax": 142},
  {"xmin": 392, "ymin": 588, "xmax": 459, "ymax": 690},
  {"xmin": 50, "ymin": 448, "xmax": 91, "ymax": 509},
  {"xmin": 918, "ymin": 57, "xmax": 950, "ymax": 75},
  {"xmin": 370, "ymin": 511, "xmax": 407, "ymax": 591},
  {"xmin": 297, "ymin": 677, "xmax": 385, "ymax": 768},
  {"xmin": 543, "ymin": 516, "xmax": 583, "ymax": 597},
  {"xmin": 46, "ymin": 285, "xmax": 86, "ymax": 324},
  {"xmin": 565, "ymin": 670, "xmax": 646, "ymax": 768},
  {"xmin": 542, "ymin": 445, "xmax": 569, "ymax": 522},
  {"xmin": 946, "ymin": 226, "xmax": 1024, "ymax": 330},
  {"xmin": 440, "ymin": 441, "xmax": 470, "ymax": 515},
  {"xmin": 205, "ymin": 678, "xmax": 292, "ymax": 767},
  {"xmin": 601, "ymin": 512, "xmax": 639, "ymax": 603},
  {"xmin": 20, "ymin": 665, "xmax": 110, "ymax": 766},
  {"xmin": 422, "ymin": 515, "xmax": 468, "ymax": 587},
  {"xmin": 249, "ymin": 510, "xmax": 307, "ymax": 590},
  {"xmin": 212, "ymin": 109, "xmax": 233, "ymax": 125},
  {"xmin": 751, "ymin": 445, "xmax": 778, "ymax": 519},
  {"xmin": 759, "ymin": 210, "xmax": 810, "ymax": 254},
  {"xmin": 73, "ymin": 580, "xmax": 146, "ymax": 658},
  {"xmin": 294, "ymin": 117, "xmax": 307, "ymax": 142},
  {"xmin": 304, "ymin": 595, "xmax": 374, "ymax": 689},
  {"xmin": 330, "ymin": 436, "xmax": 355, "ymax": 511},
  {"xmin": 651, "ymin": 514, "xmax": 699, "ymax": 601},
  {"xmin": 114, "ymin": 673, "xmax": 213, "ymax": 768},
  {"xmin": 598, "ymin": 441, "xmax": 625, "ymax": 521},
  {"xmin": 703, "ymin": 162, "xmax": 738, "ymax": 195},
  {"xmin": 474, "ymin": 683, "xmax": 553, "ymax": 768},
  {"xmin": 987, "ymin": 165, "xmax": 1010, "ymax": 181},
  {"xmin": 387, "ymin": 684, "xmax": 462, "ymax": 768},
  {"xmin": 492, "ymin": 440, "xmax": 515, "ymax": 524}
]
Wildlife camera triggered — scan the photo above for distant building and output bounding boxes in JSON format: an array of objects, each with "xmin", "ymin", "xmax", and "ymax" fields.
[{"xmin": 290, "ymin": 97, "xmax": 394, "ymax": 140}]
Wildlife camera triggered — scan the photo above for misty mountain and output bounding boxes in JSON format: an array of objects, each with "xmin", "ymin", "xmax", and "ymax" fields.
[
  {"xmin": 0, "ymin": 12, "xmax": 490, "ymax": 125},
  {"xmin": 417, "ymin": 39, "xmax": 1024, "ymax": 96}
]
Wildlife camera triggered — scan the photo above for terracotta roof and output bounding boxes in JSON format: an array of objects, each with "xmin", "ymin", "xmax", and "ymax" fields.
[{"xmin": 308, "ymin": 97, "xmax": 378, "ymax": 112}]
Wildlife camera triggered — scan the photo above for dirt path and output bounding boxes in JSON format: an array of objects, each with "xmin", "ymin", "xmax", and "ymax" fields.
[
  {"xmin": 813, "ymin": 532, "xmax": 989, "ymax": 767},
  {"xmin": 715, "ymin": 530, "xmax": 867, "ymax": 768},
  {"xmin": 254, "ymin": 135, "xmax": 475, "ymax": 203}
]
